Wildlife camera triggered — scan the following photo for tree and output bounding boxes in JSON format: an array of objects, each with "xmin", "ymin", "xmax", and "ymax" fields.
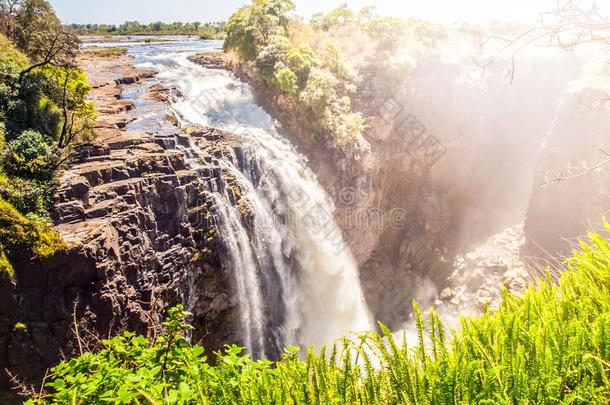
[
  {"xmin": 0, "ymin": 0, "xmax": 61, "ymax": 57},
  {"xmin": 224, "ymin": 0, "xmax": 295, "ymax": 60},
  {"xmin": 17, "ymin": 27, "xmax": 78, "ymax": 84}
]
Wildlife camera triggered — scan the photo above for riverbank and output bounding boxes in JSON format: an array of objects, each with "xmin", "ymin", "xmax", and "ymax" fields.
[{"xmin": 0, "ymin": 50, "xmax": 243, "ymax": 388}]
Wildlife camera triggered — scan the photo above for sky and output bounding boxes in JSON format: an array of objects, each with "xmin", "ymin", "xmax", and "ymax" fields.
[{"xmin": 47, "ymin": 0, "xmax": 567, "ymax": 26}]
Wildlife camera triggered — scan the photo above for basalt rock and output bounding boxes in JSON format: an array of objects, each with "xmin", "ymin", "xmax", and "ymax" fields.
[
  {"xmin": 0, "ymin": 52, "xmax": 244, "ymax": 388},
  {"xmin": 189, "ymin": 52, "xmax": 455, "ymax": 329}
]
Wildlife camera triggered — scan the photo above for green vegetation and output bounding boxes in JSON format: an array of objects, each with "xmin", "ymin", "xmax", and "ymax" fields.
[
  {"xmin": 0, "ymin": 0, "xmax": 94, "ymax": 277},
  {"xmin": 24, "ymin": 228, "xmax": 610, "ymax": 403},
  {"xmin": 223, "ymin": 1, "xmax": 414, "ymax": 155},
  {"xmin": 82, "ymin": 47, "xmax": 128, "ymax": 57},
  {"xmin": 68, "ymin": 21, "xmax": 225, "ymax": 39},
  {"xmin": 225, "ymin": 1, "xmax": 357, "ymax": 152},
  {"xmin": 222, "ymin": 2, "xmax": 452, "ymax": 156}
]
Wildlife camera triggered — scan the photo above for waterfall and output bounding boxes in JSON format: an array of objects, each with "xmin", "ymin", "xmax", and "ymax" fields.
[{"xmin": 137, "ymin": 45, "xmax": 371, "ymax": 357}]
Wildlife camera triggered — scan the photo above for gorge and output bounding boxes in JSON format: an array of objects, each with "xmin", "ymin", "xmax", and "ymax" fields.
[{"xmin": 0, "ymin": 1, "xmax": 609, "ymax": 402}]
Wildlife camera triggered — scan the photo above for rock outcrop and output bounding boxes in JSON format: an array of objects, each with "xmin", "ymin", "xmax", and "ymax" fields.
[
  {"xmin": 189, "ymin": 52, "xmax": 455, "ymax": 329},
  {"xmin": 0, "ymin": 52, "xmax": 243, "ymax": 387},
  {"xmin": 524, "ymin": 90, "xmax": 610, "ymax": 262}
]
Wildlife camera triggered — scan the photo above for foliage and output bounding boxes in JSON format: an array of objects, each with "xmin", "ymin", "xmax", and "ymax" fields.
[
  {"xmin": 285, "ymin": 43, "xmax": 315, "ymax": 79},
  {"xmin": 274, "ymin": 67, "xmax": 298, "ymax": 94},
  {"xmin": 365, "ymin": 16, "xmax": 407, "ymax": 52},
  {"xmin": 0, "ymin": 172, "xmax": 57, "ymax": 215},
  {"xmin": 0, "ymin": 1, "xmax": 85, "ymax": 278},
  {"xmin": 317, "ymin": 5, "xmax": 354, "ymax": 31},
  {"xmin": 2, "ymin": 129, "xmax": 59, "ymax": 178},
  {"xmin": 0, "ymin": 31, "xmax": 29, "ymax": 72},
  {"xmin": 0, "ymin": 121, "xmax": 4, "ymax": 152},
  {"xmin": 406, "ymin": 18, "xmax": 448, "ymax": 54},
  {"xmin": 82, "ymin": 46, "xmax": 127, "ymax": 57},
  {"xmin": 13, "ymin": 321, "xmax": 26, "ymax": 331},
  {"xmin": 25, "ymin": 229, "xmax": 610, "ymax": 404},
  {"xmin": 224, "ymin": 0, "xmax": 367, "ymax": 154},
  {"xmin": 224, "ymin": 0, "xmax": 295, "ymax": 61},
  {"xmin": 67, "ymin": 21, "xmax": 225, "ymax": 38},
  {"xmin": 0, "ymin": 244, "xmax": 13, "ymax": 279},
  {"xmin": 0, "ymin": 198, "xmax": 64, "ymax": 279},
  {"xmin": 255, "ymin": 37, "xmax": 289, "ymax": 81},
  {"xmin": 0, "ymin": 0, "xmax": 62, "ymax": 58}
]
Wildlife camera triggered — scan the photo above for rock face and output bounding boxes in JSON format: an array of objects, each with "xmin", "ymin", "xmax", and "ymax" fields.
[
  {"xmin": 190, "ymin": 53, "xmax": 454, "ymax": 329},
  {"xmin": 187, "ymin": 52, "xmax": 597, "ymax": 330},
  {"xmin": 0, "ymin": 53, "xmax": 243, "ymax": 387},
  {"xmin": 524, "ymin": 90, "xmax": 610, "ymax": 261}
]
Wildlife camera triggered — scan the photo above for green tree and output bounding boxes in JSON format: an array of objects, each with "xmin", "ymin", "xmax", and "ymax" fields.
[
  {"xmin": 274, "ymin": 67, "xmax": 298, "ymax": 94},
  {"xmin": 224, "ymin": 0, "xmax": 295, "ymax": 60}
]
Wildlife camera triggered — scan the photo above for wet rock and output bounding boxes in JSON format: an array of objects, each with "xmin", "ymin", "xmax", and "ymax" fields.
[
  {"xmin": 0, "ymin": 51, "xmax": 241, "ymax": 388},
  {"xmin": 439, "ymin": 287, "xmax": 454, "ymax": 301}
]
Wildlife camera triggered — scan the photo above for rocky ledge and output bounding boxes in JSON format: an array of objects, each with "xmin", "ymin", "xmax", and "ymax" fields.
[{"xmin": 0, "ymin": 52, "xmax": 245, "ymax": 387}]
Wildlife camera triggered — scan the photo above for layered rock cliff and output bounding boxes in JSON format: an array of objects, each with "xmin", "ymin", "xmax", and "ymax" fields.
[
  {"xmin": 0, "ymin": 52, "xmax": 245, "ymax": 386},
  {"xmin": 188, "ymin": 51, "xmax": 609, "ymax": 330},
  {"xmin": 189, "ymin": 53, "xmax": 456, "ymax": 329}
]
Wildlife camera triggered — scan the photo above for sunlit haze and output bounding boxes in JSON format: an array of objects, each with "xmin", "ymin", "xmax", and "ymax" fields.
[{"xmin": 48, "ymin": 0, "xmax": 568, "ymax": 25}]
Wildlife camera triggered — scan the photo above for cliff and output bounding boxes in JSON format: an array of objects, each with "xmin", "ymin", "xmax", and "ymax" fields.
[
  {"xmin": 189, "ymin": 53, "xmax": 456, "ymax": 329},
  {"xmin": 0, "ymin": 51, "xmax": 244, "ymax": 387}
]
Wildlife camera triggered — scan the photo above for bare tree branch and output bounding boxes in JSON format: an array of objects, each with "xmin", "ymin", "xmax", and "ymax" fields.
[{"xmin": 540, "ymin": 149, "xmax": 610, "ymax": 186}]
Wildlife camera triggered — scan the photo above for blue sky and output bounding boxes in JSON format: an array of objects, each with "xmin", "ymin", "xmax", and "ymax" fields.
[{"xmin": 48, "ymin": 0, "xmax": 562, "ymax": 25}]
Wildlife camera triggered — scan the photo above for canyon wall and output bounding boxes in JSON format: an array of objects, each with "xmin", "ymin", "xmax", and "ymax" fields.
[
  {"xmin": 524, "ymin": 89, "xmax": 610, "ymax": 262},
  {"xmin": 0, "ymin": 53, "xmax": 245, "ymax": 387},
  {"xmin": 191, "ymin": 51, "xmax": 608, "ymax": 329}
]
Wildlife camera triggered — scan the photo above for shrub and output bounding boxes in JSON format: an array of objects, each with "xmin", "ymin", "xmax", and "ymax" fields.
[
  {"xmin": 0, "ymin": 34, "xmax": 29, "ymax": 74},
  {"xmin": 0, "ymin": 199, "xmax": 64, "ymax": 265},
  {"xmin": 224, "ymin": 0, "xmax": 295, "ymax": 60},
  {"xmin": 0, "ymin": 121, "xmax": 5, "ymax": 153},
  {"xmin": 298, "ymin": 68, "xmax": 337, "ymax": 114},
  {"xmin": 0, "ymin": 34, "xmax": 28, "ymax": 127},
  {"xmin": 26, "ymin": 228, "xmax": 610, "ymax": 404},
  {"xmin": 0, "ymin": 246, "xmax": 13, "ymax": 280},
  {"xmin": 224, "ymin": 6, "xmax": 258, "ymax": 60},
  {"xmin": 41, "ymin": 66, "xmax": 95, "ymax": 122},
  {"xmin": 255, "ymin": 38, "xmax": 288, "ymax": 81},
  {"xmin": 365, "ymin": 16, "xmax": 407, "ymax": 52},
  {"xmin": 0, "ymin": 173, "xmax": 58, "ymax": 215},
  {"xmin": 274, "ymin": 67, "xmax": 298, "ymax": 94},
  {"xmin": 2, "ymin": 129, "xmax": 60, "ymax": 179},
  {"xmin": 285, "ymin": 43, "xmax": 316, "ymax": 79}
]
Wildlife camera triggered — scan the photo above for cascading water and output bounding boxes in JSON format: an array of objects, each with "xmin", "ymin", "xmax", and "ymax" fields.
[{"xmin": 128, "ymin": 38, "xmax": 371, "ymax": 358}]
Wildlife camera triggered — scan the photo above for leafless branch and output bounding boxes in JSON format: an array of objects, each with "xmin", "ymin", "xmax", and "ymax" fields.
[
  {"xmin": 5, "ymin": 369, "xmax": 38, "ymax": 398},
  {"xmin": 540, "ymin": 149, "xmax": 610, "ymax": 186}
]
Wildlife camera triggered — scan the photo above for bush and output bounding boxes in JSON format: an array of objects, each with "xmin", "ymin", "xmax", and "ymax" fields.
[
  {"xmin": 0, "ymin": 199, "xmax": 64, "ymax": 266},
  {"xmin": 285, "ymin": 43, "xmax": 316, "ymax": 79},
  {"xmin": 365, "ymin": 16, "xmax": 407, "ymax": 52},
  {"xmin": 274, "ymin": 67, "xmax": 298, "ymax": 94},
  {"xmin": 255, "ymin": 39, "xmax": 288, "ymax": 81},
  {"xmin": 26, "ymin": 212, "xmax": 65, "ymax": 258},
  {"xmin": 298, "ymin": 68, "xmax": 337, "ymax": 114},
  {"xmin": 2, "ymin": 129, "xmax": 60, "ymax": 179},
  {"xmin": 0, "ymin": 246, "xmax": 13, "ymax": 280},
  {"xmin": 0, "ymin": 121, "xmax": 5, "ymax": 153},
  {"xmin": 224, "ymin": 0, "xmax": 295, "ymax": 61},
  {"xmin": 26, "ymin": 229, "xmax": 610, "ymax": 404},
  {"xmin": 0, "ymin": 34, "xmax": 29, "ymax": 74},
  {"xmin": 0, "ymin": 173, "xmax": 58, "ymax": 215}
]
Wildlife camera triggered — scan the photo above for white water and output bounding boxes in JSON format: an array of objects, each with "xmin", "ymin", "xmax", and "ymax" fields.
[{"xmin": 133, "ymin": 41, "xmax": 371, "ymax": 357}]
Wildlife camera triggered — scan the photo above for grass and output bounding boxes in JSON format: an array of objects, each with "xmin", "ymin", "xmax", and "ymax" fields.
[
  {"xmin": 83, "ymin": 47, "xmax": 128, "ymax": 57},
  {"xmin": 24, "ymin": 225, "xmax": 610, "ymax": 404}
]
